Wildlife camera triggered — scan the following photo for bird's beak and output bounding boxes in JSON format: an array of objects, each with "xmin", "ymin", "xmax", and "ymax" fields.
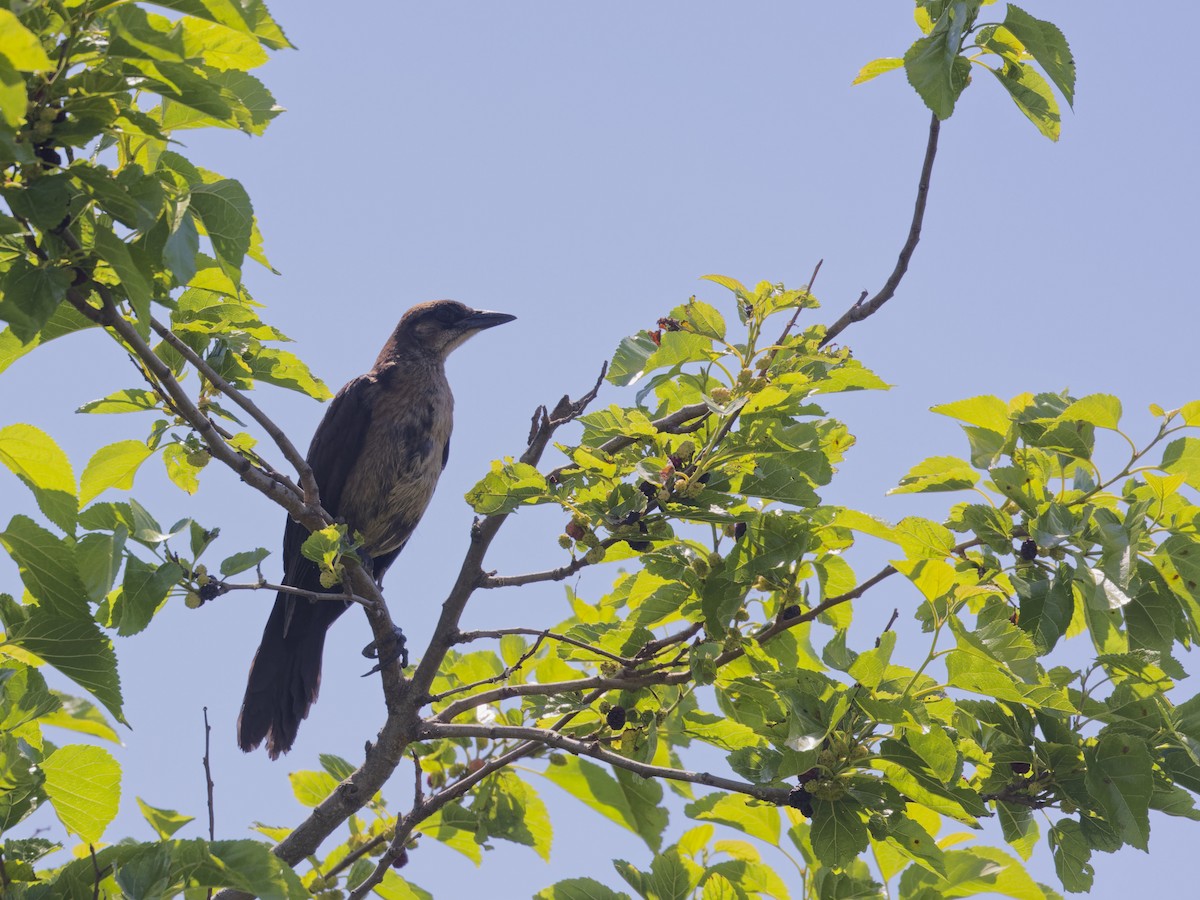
[{"xmin": 464, "ymin": 310, "xmax": 517, "ymax": 331}]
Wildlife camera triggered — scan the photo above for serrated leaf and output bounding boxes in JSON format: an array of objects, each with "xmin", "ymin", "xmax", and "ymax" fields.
[
  {"xmin": 1003, "ymin": 4, "xmax": 1075, "ymax": 107},
  {"xmin": 809, "ymin": 796, "xmax": 869, "ymax": 868},
  {"xmin": 0, "ymin": 514, "xmax": 87, "ymax": 616},
  {"xmin": 41, "ymin": 744, "xmax": 121, "ymax": 843},
  {"xmin": 94, "ymin": 224, "xmax": 154, "ymax": 330},
  {"xmin": 80, "ymin": 440, "xmax": 155, "ymax": 504},
  {"xmin": 989, "ymin": 60, "xmax": 1061, "ymax": 142},
  {"xmin": 0, "ymin": 259, "xmax": 72, "ymax": 343},
  {"xmin": 535, "ymin": 877, "xmax": 632, "ymax": 900},
  {"xmin": 77, "ymin": 388, "xmax": 161, "ymax": 415},
  {"xmin": 890, "ymin": 455, "xmax": 978, "ymax": 494},
  {"xmin": 1085, "ymin": 734, "xmax": 1152, "ymax": 850},
  {"xmin": 931, "ymin": 395, "xmax": 1011, "ymax": 433},
  {"xmin": 220, "ymin": 547, "xmax": 269, "ymax": 576},
  {"xmin": 189, "ymin": 178, "xmax": 253, "ymax": 281},
  {"xmin": 0, "ymin": 423, "xmax": 78, "ymax": 534},
  {"xmin": 0, "ymin": 594, "xmax": 126, "ymax": 724},
  {"xmin": 685, "ymin": 792, "xmax": 780, "ymax": 844}
]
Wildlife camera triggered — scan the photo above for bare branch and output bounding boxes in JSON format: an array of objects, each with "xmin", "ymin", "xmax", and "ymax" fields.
[
  {"xmin": 479, "ymin": 553, "xmax": 594, "ymax": 589},
  {"xmin": 820, "ymin": 112, "xmax": 941, "ymax": 347},
  {"xmin": 423, "ymin": 722, "xmax": 792, "ymax": 804},
  {"xmin": 217, "ymin": 580, "xmax": 372, "ymax": 608}
]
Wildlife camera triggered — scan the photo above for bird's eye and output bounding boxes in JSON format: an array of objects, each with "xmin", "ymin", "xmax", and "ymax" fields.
[{"xmin": 435, "ymin": 306, "xmax": 464, "ymax": 326}]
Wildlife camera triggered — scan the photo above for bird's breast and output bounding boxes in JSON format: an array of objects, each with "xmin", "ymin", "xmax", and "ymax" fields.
[{"xmin": 340, "ymin": 375, "xmax": 454, "ymax": 555}]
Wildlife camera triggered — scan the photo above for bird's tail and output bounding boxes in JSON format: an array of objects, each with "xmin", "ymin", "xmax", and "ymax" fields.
[{"xmin": 237, "ymin": 591, "xmax": 345, "ymax": 759}]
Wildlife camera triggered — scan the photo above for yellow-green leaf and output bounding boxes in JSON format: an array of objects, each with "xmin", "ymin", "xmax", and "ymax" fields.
[
  {"xmin": 41, "ymin": 744, "xmax": 121, "ymax": 843},
  {"xmin": 80, "ymin": 440, "xmax": 155, "ymax": 504}
]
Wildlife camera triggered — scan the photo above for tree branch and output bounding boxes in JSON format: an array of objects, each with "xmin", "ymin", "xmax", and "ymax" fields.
[
  {"xmin": 148, "ymin": 317, "xmax": 321, "ymax": 506},
  {"xmin": 423, "ymin": 722, "xmax": 792, "ymax": 804},
  {"xmin": 820, "ymin": 112, "xmax": 941, "ymax": 347},
  {"xmin": 455, "ymin": 627, "xmax": 634, "ymax": 666},
  {"xmin": 217, "ymin": 580, "xmax": 372, "ymax": 608}
]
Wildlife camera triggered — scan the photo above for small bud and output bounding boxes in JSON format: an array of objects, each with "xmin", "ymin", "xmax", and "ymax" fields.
[
  {"xmin": 656, "ymin": 488, "xmax": 671, "ymax": 504},
  {"xmin": 710, "ymin": 386, "xmax": 732, "ymax": 404},
  {"xmin": 585, "ymin": 545, "xmax": 606, "ymax": 564},
  {"xmin": 734, "ymin": 608, "xmax": 750, "ymax": 622},
  {"xmin": 186, "ymin": 449, "xmax": 210, "ymax": 468},
  {"xmin": 184, "ymin": 591, "xmax": 202, "ymax": 609},
  {"xmin": 558, "ymin": 534, "xmax": 573, "ymax": 549},
  {"xmin": 318, "ymin": 569, "xmax": 340, "ymax": 589}
]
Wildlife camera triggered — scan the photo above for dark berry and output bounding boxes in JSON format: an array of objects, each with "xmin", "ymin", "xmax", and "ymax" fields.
[
  {"xmin": 638, "ymin": 481, "xmax": 658, "ymax": 498},
  {"xmin": 198, "ymin": 581, "xmax": 221, "ymax": 602},
  {"xmin": 781, "ymin": 605, "xmax": 801, "ymax": 620},
  {"xmin": 1010, "ymin": 761, "xmax": 1031, "ymax": 775},
  {"xmin": 565, "ymin": 521, "xmax": 586, "ymax": 540},
  {"xmin": 627, "ymin": 540, "xmax": 651, "ymax": 552},
  {"xmin": 1019, "ymin": 539, "xmax": 1038, "ymax": 561},
  {"xmin": 786, "ymin": 786, "xmax": 814, "ymax": 817},
  {"xmin": 390, "ymin": 848, "xmax": 409, "ymax": 869},
  {"xmin": 733, "ymin": 521, "xmax": 746, "ymax": 539},
  {"xmin": 606, "ymin": 706, "xmax": 627, "ymax": 730}
]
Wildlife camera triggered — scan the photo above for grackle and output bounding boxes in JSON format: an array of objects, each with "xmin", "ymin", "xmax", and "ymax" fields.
[{"xmin": 237, "ymin": 300, "xmax": 515, "ymax": 758}]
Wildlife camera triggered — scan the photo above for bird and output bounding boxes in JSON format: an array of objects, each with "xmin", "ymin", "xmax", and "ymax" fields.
[{"xmin": 237, "ymin": 300, "xmax": 516, "ymax": 758}]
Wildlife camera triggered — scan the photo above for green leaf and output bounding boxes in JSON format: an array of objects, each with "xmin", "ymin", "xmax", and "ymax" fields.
[
  {"xmin": 0, "ymin": 594, "xmax": 126, "ymax": 724},
  {"xmin": 1061, "ymin": 394, "xmax": 1121, "ymax": 430},
  {"xmin": 998, "ymin": 801, "xmax": 1039, "ymax": 862},
  {"xmin": 0, "ymin": 514, "xmax": 87, "ymax": 616},
  {"xmin": 0, "ymin": 9, "xmax": 56, "ymax": 70},
  {"xmin": 219, "ymin": 547, "xmax": 269, "ymax": 576},
  {"xmin": 94, "ymin": 223, "xmax": 154, "ymax": 330},
  {"xmin": 173, "ymin": 838, "xmax": 308, "ymax": 898},
  {"xmin": 77, "ymin": 388, "xmax": 161, "ymax": 415},
  {"xmin": 885, "ymin": 815, "xmax": 946, "ymax": 877},
  {"xmin": 246, "ymin": 347, "xmax": 331, "ymax": 399},
  {"xmin": 137, "ymin": 797, "xmax": 195, "ymax": 839},
  {"xmin": 853, "ymin": 57, "xmax": 903, "ymax": 85},
  {"xmin": 41, "ymin": 744, "xmax": 121, "ymax": 843},
  {"xmin": 945, "ymin": 651, "xmax": 1073, "ymax": 712},
  {"xmin": 0, "ymin": 56, "xmax": 23, "ymax": 128},
  {"xmin": 0, "ymin": 304, "xmax": 96, "ymax": 375},
  {"xmin": 147, "ymin": 0, "xmax": 293, "ymax": 51},
  {"xmin": 890, "ymin": 455, "xmax": 978, "ymax": 494},
  {"xmin": 1161, "ymin": 437, "xmax": 1200, "ymax": 491},
  {"xmin": 541, "ymin": 756, "xmax": 667, "ymax": 851},
  {"xmin": 1048, "ymin": 819, "xmax": 1094, "ymax": 893},
  {"xmin": 685, "ymin": 792, "xmax": 780, "ymax": 844},
  {"xmin": 0, "ymin": 664, "xmax": 59, "ymax": 732},
  {"xmin": 112, "ymin": 557, "xmax": 182, "ymax": 636},
  {"xmin": 161, "ymin": 443, "xmax": 203, "ymax": 494},
  {"xmin": 474, "ymin": 770, "xmax": 553, "ymax": 861},
  {"xmin": 1084, "ymin": 733, "xmax": 1152, "ymax": 850},
  {"xmin": 0, "ymin": 259, "xmax": 72, "ymax": 343},
  {"xmin": 40, "ymin": 693, "xmax": 119, "ymax": 743},
  {"xmin": 189, "ymin": 178, "xmax": 253, "ymax": 281},
  {"xmin": 809, "ymin": 797, "xmax": 869, "ymax": 868},
  {"xmin": 535, "ymin": 877, "xmax": 632, "ymax": 900},
  {"xmin": 71, "ymin": 164, "xmax": 167, "ymax": 232},
  {"xmin": 76, "ymin": 529, "xmax": 127, "ymax": 603},
  {"xmin": 80, "ymin": 440, "xmax": 155, "ymax": 504},
  {"xmin": 0, "ymin": 423, "xmax": 78, "ymax": 534},
  {"xmin": 1003, "ymin": 4, "xmax": 1075, "ymax": 107},
  {"xmin": 288, "ymin": 769, "xmax": 338, "ymax": 808},
  {"xmin": 989, "ymin": 60, "xmax": 1061, "ymax": 142},
  {"xmin": 931, "ymin": 395, "xmax": 1010, "ymax": 433},
  {"xmin": 465, "ymin": 459, "xmax": 550, "ymax": 514},
  {"xmin": 904, "ymin": 16, "xmax": 972, "ymax": 119},
  {"xmin": 679, "ymin": 298, "xmax": 726, "ymax": 340}
]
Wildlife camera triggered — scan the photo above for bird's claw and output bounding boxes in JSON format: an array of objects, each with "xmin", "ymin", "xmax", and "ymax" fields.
[{"xmin": 362, "ymin": 625, "xmax": 408, "ymax": 676}]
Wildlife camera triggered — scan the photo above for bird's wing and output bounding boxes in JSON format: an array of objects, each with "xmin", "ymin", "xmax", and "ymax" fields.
[{"xmin": 281, "ymin": 373, "xmax": 378, "ymax": 588}]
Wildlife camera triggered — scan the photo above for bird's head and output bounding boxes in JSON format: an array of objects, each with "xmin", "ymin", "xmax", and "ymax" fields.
[{"xmin": 389, "ymin": 300, "xmax": 516, "ymax": 361}]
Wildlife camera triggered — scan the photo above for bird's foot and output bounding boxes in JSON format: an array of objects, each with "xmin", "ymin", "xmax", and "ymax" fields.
[{"xmin": 362, "ymin": 625, "xmax": 409, "ymax": 676}]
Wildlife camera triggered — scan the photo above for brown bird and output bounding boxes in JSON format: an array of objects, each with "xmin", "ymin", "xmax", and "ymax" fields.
[{"xmin": 237, "ymin": 300, "xmax": 515, "ymax": 758}]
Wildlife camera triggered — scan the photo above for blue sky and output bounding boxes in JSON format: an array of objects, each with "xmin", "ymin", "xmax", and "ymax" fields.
[{"xmin": 3, "ymin": 2, "xmax": 1199, "ymax": 896}]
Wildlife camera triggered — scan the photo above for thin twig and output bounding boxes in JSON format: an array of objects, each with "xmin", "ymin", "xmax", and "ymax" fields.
[
  {"xmin": 766, "ymin": 258, "xmax": 824, "ymax": 360},
  {"xmin": 148, "ymin": 318, "xmax": 320, "ymax": 506},
  {"xmin": 348, "ymin": 691, "xmax": 606, "ymax": 898},
  {"xmin": 820, "ymin": 113, "xmax": 941, "ymax": 347},
  {"xmin": 479, "ymin": 554, "xmax": 594, "ymax": 589},
  {"xmin": 455, "ymin": 627, "xmax": 634, "ymax": 666},
  {"xmin": 431, "ymin": 670, "xmax": 678, "ymax": 723},
  {"xmin": 202, "ymin": 707, "xmax": 215, "ymax": 900},
  {"xmin": 423, "ymin": 722, "xmax": 792, "ymax": 804},
  {"xmin": 217, "ymin": 580, "xmax": 372, "ymax": 608}
]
